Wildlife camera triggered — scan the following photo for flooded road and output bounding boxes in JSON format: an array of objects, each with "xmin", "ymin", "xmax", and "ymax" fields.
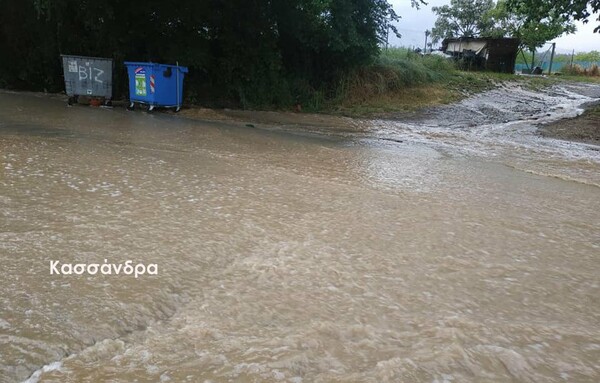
[{"xmin": 0, "ymin": 85, "xmax": 599, "ymax": 383}]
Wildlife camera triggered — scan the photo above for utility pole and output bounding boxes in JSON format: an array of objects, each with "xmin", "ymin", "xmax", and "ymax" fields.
[
  {"xmin": 424, "ymin": 30, "xmax": 430, "ymax": 53},
  {"xmin": 548, "ymin": 42, "xmax": 556, "ymax": 75}
]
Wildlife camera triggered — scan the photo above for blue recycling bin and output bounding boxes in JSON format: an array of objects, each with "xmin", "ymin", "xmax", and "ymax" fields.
[{"xmin": 124, "ymin": 62, "xmax": 188, "ymax": 112}]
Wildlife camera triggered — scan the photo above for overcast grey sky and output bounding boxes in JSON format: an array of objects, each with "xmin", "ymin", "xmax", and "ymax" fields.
[{"xmin": 388, "ymin": 0, "xmax": 599, "ymax": 53}]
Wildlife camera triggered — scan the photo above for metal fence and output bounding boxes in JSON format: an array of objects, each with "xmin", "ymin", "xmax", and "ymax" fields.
[{"xmin": 515, "ymin": 61, "xmax": 600, "ymax": 73}]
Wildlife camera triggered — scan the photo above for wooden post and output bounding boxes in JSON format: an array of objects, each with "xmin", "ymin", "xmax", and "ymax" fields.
[
  {"xmin": 520, "ymin": 48, "xmax": 530, "ymax": 72},
  {"xmin": 570, "ymin": 49, "xmax": 575, "ymax": 69},
  {"xmin": 548, "ymin": 42, "xmax": 556, "ymax": 75}
]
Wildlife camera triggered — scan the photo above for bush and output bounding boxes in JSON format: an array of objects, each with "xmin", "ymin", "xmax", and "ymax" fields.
[
  {"xmin": 561, "ymin": 64, "xmax": 600, "ymax": 77},
  {"xmin": 333, "ymin": 49, "xmax": 456, "ymax": 102}
]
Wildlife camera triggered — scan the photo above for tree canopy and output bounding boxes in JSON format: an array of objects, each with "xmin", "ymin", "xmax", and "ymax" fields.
[
  {"xmin": 0, "ymin": 0, "xmax": 409, "ymax": 107},
  {"xmin": 507, "ymin": 0, "xmax": 600, "ymax": 33},
  {"xmin": 431, "ymin": 0, "xmax": 496, "ymax": 43},
  {"xmin": 430, "ymin": 0, "xmax": 576, "ymax": 54},
  {"xmin": 489, "ymin": 0, "xmax": 575, "ymax": 52}
]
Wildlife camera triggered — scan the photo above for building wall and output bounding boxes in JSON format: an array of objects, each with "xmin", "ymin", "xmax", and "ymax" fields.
[{"xmin": 443, "ymin": 38, "xmax": 520, "ymax": 74}]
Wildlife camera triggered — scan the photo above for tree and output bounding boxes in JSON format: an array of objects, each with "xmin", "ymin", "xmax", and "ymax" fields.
[
  {"xmin": 507, "ymin": 0, "xmax": 600, "ymax": 33},
  {"xmin": 576, "ymin": 50, "xmax": 600, "ymax": 62},
  {"xmin": 489, "ymin": 0, "xmax": 576, "ymax": 69},
  {"xmin": 430, "ymin": 0, "xmax": 496, "ymax": 43},
  {"xmin": 428, "ymin": 0, "xmax": 576, "ymax": 69},
  {"xmin": 0, "ymin": 0, "xmax": 405, "ymax": 107}
]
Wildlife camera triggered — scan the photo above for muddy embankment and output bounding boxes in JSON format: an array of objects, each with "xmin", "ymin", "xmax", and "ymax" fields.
[
  {"xmin": 538, "ymin": 101, "xmax": 600, "ymax": 145},
  {"xmin": 180, "ymin": 80, "xmax": 600, "ymax": 147}
]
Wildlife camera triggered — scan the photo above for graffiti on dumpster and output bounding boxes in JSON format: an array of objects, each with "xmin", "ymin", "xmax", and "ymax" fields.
[
  {"xmin": 68, "ymin": 60, "xmax": 105, "ymax": 84},
  {"xmin": 134, "ymin": 67, "xmax": 147, "ymax": 96}
]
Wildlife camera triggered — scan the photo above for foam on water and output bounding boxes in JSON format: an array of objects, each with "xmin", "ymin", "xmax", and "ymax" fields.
[{"xmin": 21, "ymin": 362, "xmax": 62, "ymax": 383}]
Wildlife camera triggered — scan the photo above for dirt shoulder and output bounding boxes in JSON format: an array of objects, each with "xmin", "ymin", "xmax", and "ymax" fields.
[
  {"xmin": 5, "ymin": 77, "xmax": 600, "ymax": 141},
  {"xmin": 179, "ymin": 107, "xmax": 356, "ymax": 130},
  {"xmin": 538, "ymin": 102, "xmax": 600, "ymax": 145},
  {"xmin": 177, "ymin": 78, "xmax": 599, "ymax": 131}
]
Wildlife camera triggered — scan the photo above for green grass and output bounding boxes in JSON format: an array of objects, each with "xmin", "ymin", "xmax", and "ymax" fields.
[
  {"xmin": 310, "ymin": 48, "xmax": 456, "ymax": 115},
  {"xmin": 300, "ymin": 47, "xmax": 600, "ymax": 117},
  {"xmin": 316, "ymin": 48, "xmax": 495, "ymax": 116},
  {"xmin": 557, "ymin": 74, "xmax": 600, "ymax": 84}
]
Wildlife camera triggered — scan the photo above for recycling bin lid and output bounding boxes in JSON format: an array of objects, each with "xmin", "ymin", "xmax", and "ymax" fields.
[{"xmin": 124, "ymin": 62, "xmax": 188, "ymax": 73}]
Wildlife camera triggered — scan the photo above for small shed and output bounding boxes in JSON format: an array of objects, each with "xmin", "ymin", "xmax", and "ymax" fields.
[{"xmin": 441, "ymin": 38, "xmax": 520, "ymax": 73}]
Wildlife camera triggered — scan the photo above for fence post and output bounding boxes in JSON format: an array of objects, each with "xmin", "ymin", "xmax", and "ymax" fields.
[
  {"xmin": 548, "ymin": 43, "xmax": 556, "ymax": 75},
  {"xmin": 570, "ymin": 49, "xmax": 575, "ymax": 69}
]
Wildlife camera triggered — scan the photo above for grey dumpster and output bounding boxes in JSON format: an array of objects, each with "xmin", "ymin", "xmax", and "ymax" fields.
[{"xmin": 61, "ymin": 54, "xmax": 113, "ymax": 105}]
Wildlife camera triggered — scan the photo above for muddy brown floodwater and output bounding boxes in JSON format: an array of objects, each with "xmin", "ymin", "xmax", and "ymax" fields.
[{"xmin": 0, "ymin": 84, "xmax": 599, "ymax": 383}]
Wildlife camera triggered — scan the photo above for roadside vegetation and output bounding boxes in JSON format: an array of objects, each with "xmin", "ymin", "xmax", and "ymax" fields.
[
  {"xmin": 562, "ymin": 64, "xmax": 600, "ymax": 77},
  {"xmin": 0, "ymin": 0, "xmax": 597, "ymax": 116},
  {"xmin": 319, "ymin": 48, "xmax": 545, "ymax": 116},
  {"xmin": 0, "ymin": 0, "xmax": 408, "ymax": 110},
  {"xmin": 317, "ymin": 46, "xmax": 600, "ymax": 117},
  {"xmin": 314, "ymin": 48, "xmax": 472, "ymax": 115},
  {"xmin": 301, "ymin": 48, "xmax": 455, "ymax": 112}
]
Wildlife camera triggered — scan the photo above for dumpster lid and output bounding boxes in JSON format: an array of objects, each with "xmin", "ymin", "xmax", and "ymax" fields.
[
  {"xmin": 124, "ymin": 62, "xmax": 188, "ymax": 73},
  {"xmin": 61, "ymin": 54, "xmax": 113, "ymax": 61}
]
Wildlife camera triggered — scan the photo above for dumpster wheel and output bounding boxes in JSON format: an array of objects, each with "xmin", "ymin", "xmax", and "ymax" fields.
[
  {"xmin": 67, "ymin": 96, "xmax": 79, "ymax": 106},
  {"xmin": 147, "ymin": 105, "xmax": 155, "ymax": 113},
  {"xmin": 127, "ymin": 102, "xmax": 135, "ymax": 111}
]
